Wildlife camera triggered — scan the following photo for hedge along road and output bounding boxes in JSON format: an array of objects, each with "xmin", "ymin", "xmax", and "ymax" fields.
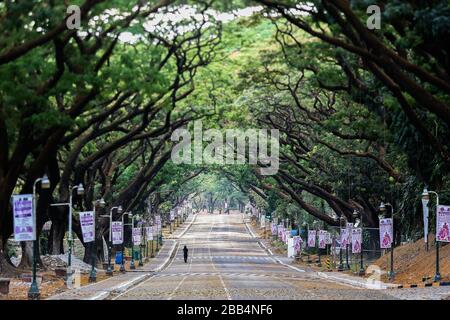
[{"xmin": 113, "ymin": 211, "xmax": 398, "ymax": 300}]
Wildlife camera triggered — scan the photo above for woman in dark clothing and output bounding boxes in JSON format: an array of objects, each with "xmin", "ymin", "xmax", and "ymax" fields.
[{"xmin": 183, "ymin": 245, "xmax": 188, "ymax": 263}]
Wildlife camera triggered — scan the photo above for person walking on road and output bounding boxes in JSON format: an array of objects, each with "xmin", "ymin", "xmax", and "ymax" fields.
[{"xmin": 183, "ymin": 245, "xmax": 188, "ymax": 263}]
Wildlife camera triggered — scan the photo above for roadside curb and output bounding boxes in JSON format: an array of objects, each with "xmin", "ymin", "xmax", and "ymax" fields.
[
  {"xmin": 392, "ymin": 281, "xmax": 450, "ymax": 289},
  {"xmin": 316, "ymin": 271, "xmax": 395, "ymax": 290},
  {"xmin": 150, "ymin": 241, "xmax": 179, "ymax": 273},
  {"xmin": 172, "ymin": 214, "xmax": 197, "ymax": 239}
]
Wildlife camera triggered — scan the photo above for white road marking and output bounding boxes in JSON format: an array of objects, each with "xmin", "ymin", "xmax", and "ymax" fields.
[{"xmin": 208, "ymin": 215, "xmax": 232, "ymax": 300}]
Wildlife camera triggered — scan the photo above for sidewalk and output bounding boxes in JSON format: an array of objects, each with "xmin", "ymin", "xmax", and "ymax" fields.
[{"xmin": 47, "ymin": 214, "xmax": 195, "ymax": 300}]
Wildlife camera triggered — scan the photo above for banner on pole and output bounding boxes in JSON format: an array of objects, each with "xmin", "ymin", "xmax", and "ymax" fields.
[
  {"xmin": 340, "ymin": 228, "xmax": 349, "ymax": 247},
  {"xmin": 132, "ymin": 227, "xmax": 141, "ymax": 245},
  {"xmin": 293, "ymin": 235, "xmax": 303, "ymax": 254},
  {"xmin": 79, "ymin": 211, "xmax": 95, "ymax": 243},
  {"xmin": 170, "ymin": 210, "xmax": 175, "ymax": 221},
  {"xmin": 146, "ymin": 226, "xmax": 153, "ymax": 239},
  {"xmin": 112, "ymin": 221, "xmax": 123, "ymax": 245},
  {"xmin": 318, "ymin": 230, "xmax": 327, "ymax": 249},
  {"xmin": 422, "ymin": 200, "xmax": 429, "ymax": 244},
  {"xmin": 352, "ymin": 228, "xmax": 362, "ymax": 253},
  {"xmin": 12, "ymin": 194, "xmax": 35, "ymax": 241},
  {"xmin": 277, "ymin": 225, "xmax": 284, "ymax": 238},
  {"xmin": 379, "ymin": 218, "xmax": 393, "ymax": 249},
  {"xmin": 436, "ymin": 205, "xmax": 450, "ymax": 242},
  {"xmin": 271, "ymin": 222, "xmax": 277, "ymax": 235},
  {"xmin": 308, "ymin": 230, "xmax": 316, "ymax": 248}
]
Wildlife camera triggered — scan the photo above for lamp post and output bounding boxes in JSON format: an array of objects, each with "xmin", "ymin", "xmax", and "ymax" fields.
[
  {"xmin": 139, "ymin": 220, "xmax": 144, "ymax": 267},
  {"xmin": 89, "ymin": 198, "xmax": 106, "ymax": 283},
  {"xmin": 345, "ymin": 222, "xmax": 350, "ymax": 270},
  {"xmin": 106, "ymin": 205, "xmax": 122, "ymax": 275},
  {"xmin": 315, "ymin": 222, "xmax": 322, "ymax": 267},
  {"xmin": 130, "ymin": 214, "xmax": 140, "ymax": 270},
  {"xmin": 120, "ymin": 212, "xmax": 131, "ymax": 272},
  {"xmin": 421, "ymin": 190, "xmax": 430, "ymax": 252},
  {"xmin": 150, "ymin": 224, "xmax": 155, "ymax": 258},
  {"xmin": 67, "ymin": 183, "xmax": 84, "ymax": 282},
  {"xmin": 379, "ymin": 202, "xmax": 395, "ymax": 280},
  {"xmin": 338, "ymin": 216, "xmax": 345, "ymax": 271},
  {"xmin": 28, "ymin": 174, "xmax": 50, "ymax": 300},
  {"xmin": 421, "ymin": 188, "xmax": 441, "ymax": 282},
  {"xmin": 353, "ymin": 210, "xmax": 365, "ymax": 276}
]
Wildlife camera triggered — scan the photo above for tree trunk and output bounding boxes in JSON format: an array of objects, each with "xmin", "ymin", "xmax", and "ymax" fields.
[
  {"xmin": 0, "ymin": 238, "xmax": 18, "ymax": 276},
  {"xmin": 18, "ymin": 241, "xmax": 44, "ymax": 269}
]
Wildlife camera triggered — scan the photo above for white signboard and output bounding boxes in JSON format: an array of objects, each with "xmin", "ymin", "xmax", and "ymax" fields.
[
  {"xmin": 170, "ymin": 210, "xmax": 175, "ymax": 221},
  {"xmin": 146, "ymin": 226, "xmax": 153, "ymax": 239},
  {"xmin": 318, "ymin": 230, "xmax": 327, "ymax": 249},
  {"xmin": 436, "ymin": 205, "xmax": 450, "ymax": 242},
  {"xmin": 287, "ymin": 237, "xmax": 295, "ymax": 258},
  {"xmin": 352, "ymin": 228, "xmax": 362, "ymax": 253},
  {"xmin": 112, "ymin": 221, "xmax": 123, "ymax": 245},
  {"xmin": 308, "ymin": 230, "xmax": 316, "ymax": 248},
  {"xmin": 260, "ymin": 215, "xmax": 266, "ymax": 228},
  {"xmin": 379, "ymin": 218, "xmax": 393, "ymax": 249},
  {"xmin": 423, "ymin": 200, "xmax": 429, "ymax": 244},
  {"xmin": 132, "ymin": 227, "xmax": 141, "ymax": 245},
  {"xmin": 79, "ymin": 211, "xmax": 95, "ymax": 243},
  {"xmin": 284, "ymin": 230, "xmax": 290, "ymax": 244},
  {"xmin": 155, "ymin": 215, "xmax": 161, "ymax": 233},
  {"xmin": 12, "ymin": 194, "xmax": 35, "ymax": 241}
]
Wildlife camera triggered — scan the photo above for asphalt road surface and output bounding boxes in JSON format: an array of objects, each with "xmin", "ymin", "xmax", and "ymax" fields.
[{"xmin": 114, "ymin": 212, "xmax": 402, "ymax": 300}]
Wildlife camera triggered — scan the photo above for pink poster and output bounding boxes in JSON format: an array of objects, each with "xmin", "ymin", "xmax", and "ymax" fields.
[
  {"xmin": 308, "ymin": 230, "xmax": 316, "ymax": 248},
  {"xmin": 340, "ymin": 228, "xmax": 349, "ymax": 247},
  {"xmin": 318, "ymin": 230, "xmax": 327, "ymax": 249},
  {"xmin": 278, "ymin": 225, "xmax": 284, "ymax": 238},
  {"xmin": 351, "ymin": 228, "xmax": 362, "ymax": 253},
  {"xmin": 293, "ymin": 236, "xmax": 303, "ymax": 254},
  {"xmin": 271, "ymin": 223, "xmax": 277, "ymax": 235},
  {"xmin": 379, "ymin": 218, "xmax": 393, "ymax": 249},
  {"xmin": 436, "ymin": 205, "xmax": 450, "ymax": 242}
]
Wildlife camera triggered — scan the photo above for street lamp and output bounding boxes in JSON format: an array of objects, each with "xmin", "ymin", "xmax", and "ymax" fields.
[
  {"xmin": 130, "ymin": 214, "xmax": 140, "ymax": 270},
  {"xmin": 379, "ymin": 202, "xmax": 395, "ymax": 280},
  {"xmin": 338, "ymin": 216, "xmax": 345, "ymax": 271},
  {"xmin": 120, "ymin": 212, "xmax": 131, "ymax": 272},
  {"xmin": 314, "ymin": 221, "xmax": 322, "ymax": 267},
  {"xmin": 353, "ymin": 210, "xmax": 365, "ymax": 276},
  {"xmin": 421, "ymin": 189, "xmax": 430, "ymax": 251},
  {"xmin": 89, "ymin": 198, "xmax": 106, "ymax": 283},
  {"xmin": 138, "ymin": 220, "xmax": 144, "ymax": 267},
  {"xmin": 28, "ymin": 174, "xmax": 50, "ymax": 300},
  {"xmin": 421, "ymin": 188, "xmax": 441, "ymax": 282},
  {"xmin": 106, "ymin": 205, "xmax": 122, "ymax": 275},
  {"xmin": 67, "ymin": 183, "xmax": 84, "ymax": 282}
]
